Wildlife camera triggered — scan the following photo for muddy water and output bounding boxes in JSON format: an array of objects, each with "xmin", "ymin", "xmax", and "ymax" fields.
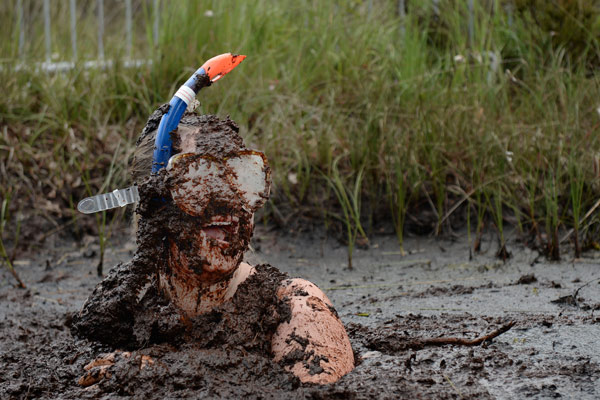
[{"xmin": 1, "ymin": 226, "xmax": 599, "ymax": 399}]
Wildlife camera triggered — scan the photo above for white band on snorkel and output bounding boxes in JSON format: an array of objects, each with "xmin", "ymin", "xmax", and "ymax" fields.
[{"xmin": 175, "ymin": 85, "xmax": 196, "ymax": 105}]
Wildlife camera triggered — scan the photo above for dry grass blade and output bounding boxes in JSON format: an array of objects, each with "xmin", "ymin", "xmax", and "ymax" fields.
[{"xmin": 0, "ymin": 194, "xmax": 26, "ymax": 288}]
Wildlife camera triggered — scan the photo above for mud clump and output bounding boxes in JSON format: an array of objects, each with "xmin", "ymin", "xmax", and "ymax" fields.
[
  {"xmin": 516, "ymin": 273, "xmax": 537, "ymax": 285},
  {"xmin": 89, "ymin": 344, "xmax": 302, "ymax": 398},
  {"xmin": 414, "ymin": 284, "xmax": 475, "ymax": 298},
  {"xmin": 176, "ymin": 114, "xmax": 244, "ymax": 158},
  {"xmin": 187, "ymin": 264, "xmax": 292, "ymax": 352},
  {"xmin": 71, "ymin": 259, "xmax": 158, "ymax": 348}
]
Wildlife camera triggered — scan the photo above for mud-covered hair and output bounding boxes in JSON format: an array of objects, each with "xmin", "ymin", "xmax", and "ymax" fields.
[
  {"xmin": 131, "ymin": 104, "xmax": 168, "ymax": 185},
  {"xmin": 131, "ymin": 106, "xmax": 245, "ymax": 185}
]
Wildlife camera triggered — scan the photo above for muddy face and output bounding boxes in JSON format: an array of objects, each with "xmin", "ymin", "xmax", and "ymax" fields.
[
  {"xmin": 160, "ymin": 119, "xmax": 269, "ymax": 285},
  {"xmin": 167, "ymin": 151, "xmax": 270, "ymax": 217},
  {"xmin": 163, "ymin": 205, "xmax": 253, "ymax": 285}
]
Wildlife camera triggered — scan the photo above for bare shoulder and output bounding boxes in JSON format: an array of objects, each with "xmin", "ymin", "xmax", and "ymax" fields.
[
  {"xmin": 272, "ymin": 277, "xmax": 354, "ymax": 384},
  {"xmin": 277, "ymin": 278, "xmax": 334, "ymax": 308}
]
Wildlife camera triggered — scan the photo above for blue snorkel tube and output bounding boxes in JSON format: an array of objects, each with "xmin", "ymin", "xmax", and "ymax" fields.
[
  {"xmin": 76, "ymin": 54, "xmax": 246, "ymax": 216},
  {"xmin": 151, "ymin": 53, "xmax": 246, "ymax": 173}
]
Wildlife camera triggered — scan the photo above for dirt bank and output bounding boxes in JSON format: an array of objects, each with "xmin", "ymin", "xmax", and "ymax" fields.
[{"xmin": 1, "ymin": 227, "xmax": 599, "ymax": 399}]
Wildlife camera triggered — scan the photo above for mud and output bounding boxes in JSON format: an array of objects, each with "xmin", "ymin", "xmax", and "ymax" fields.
[
  {"xmin": 72, "ymin": 264, "xmax": 295, "ymax": 399},
  {"xmin": 2, "ymin": 229, "xmax": 600, "ymax": 399},
  {"xmin": 175, "ymin": 114, "xmax": 244, "ymax": 158}
]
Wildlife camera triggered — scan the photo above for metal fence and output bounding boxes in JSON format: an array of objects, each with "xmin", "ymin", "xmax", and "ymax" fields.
[
  {"xmin": 11, "ymin": 0, "xmax": 160, "ymax": 72},
  {"xmin": 8, "ymin": 0, "xmax": 515, "ymax": 73}
]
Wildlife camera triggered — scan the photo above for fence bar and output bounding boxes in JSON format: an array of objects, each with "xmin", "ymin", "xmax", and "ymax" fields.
[
  {"xmin": 70, "ymin": 0, "xmax": 77, "ymax": 60},
  {"xmin": 43, "ymin": 0, "xmax": 51, "ymax": 62},
  {"xmin": 398, "ymin": 0, "xmax": 405, "ymax": 35},
  {"xmin": 468, "ymin": 0, "xmax": 474, "ymax": 45},
  {"xmin": 432, "ymin": 0, "xmax": 440, "ymax": 16},
  {"xmin": 97, "ymin": 0, "xmax": 104, "ymax": 60},
  {"xmin": 153, "ymin": 0, "xmax": 159, "ymax": 46},
  {"xmin": 505, "ymin": 2, "xmax": 513, "ymax": 28},
  {"xmin": 126, "ymin": 0, "xmax": 132, "ymax": 58},
  {"xmin": 397, "ymin": 0, "xmax": 405, "ymax": 18},
  {"xmin": 17, "ymin": 0, "xmax": 24, "ymax": 58}
]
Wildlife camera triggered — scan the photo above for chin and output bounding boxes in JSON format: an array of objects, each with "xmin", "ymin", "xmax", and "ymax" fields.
[{"xmin": 196, "ymin": 235, "xmax": 244, "ymax": 283}]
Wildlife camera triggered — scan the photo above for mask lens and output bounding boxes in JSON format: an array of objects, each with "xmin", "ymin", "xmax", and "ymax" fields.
[
  {"xmin": 225, "ymin": 151, "xmax": 270, "ymax": 211},
  {"xmin": 168, "ymin": 154, "xmax": 219, "ymax": 216},
  {"xmin": 167, "ymin": 151, "xmax": 270, "ymax": 215}
]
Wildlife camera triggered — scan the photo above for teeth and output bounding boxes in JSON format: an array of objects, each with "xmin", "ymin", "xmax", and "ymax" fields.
[
  {"xmin": 210, "ymin": 215, "xmax": 231, "ymax": 222},
  {"xmin": 204, "ymin": 215, "xmax": 238, "ymax": 227}
]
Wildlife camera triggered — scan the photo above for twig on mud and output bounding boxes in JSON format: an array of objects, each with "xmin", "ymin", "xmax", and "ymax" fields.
[
  {"xmin": 419, "ymin": 321, "xmax": 515, "ymax": 347},
  {"xmin": 551, "ymin": 277, "xmax": 600, "ymax": 309},
  {"xmin": 573, "ymin": 278, "xmax": 600, "ymax": 300},
  {"xmin": 572, "ymin": 278, "xmax": 600, "ymax": 309},
  {"xmin": 0, "ymin": 259, "xmax": 26, "ymax": 288}
]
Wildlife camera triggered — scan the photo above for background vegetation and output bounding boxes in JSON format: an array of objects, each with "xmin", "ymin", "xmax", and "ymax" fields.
[{"xmin": 1, "ymin": 0, "xmax": 600, "ymax": 270}]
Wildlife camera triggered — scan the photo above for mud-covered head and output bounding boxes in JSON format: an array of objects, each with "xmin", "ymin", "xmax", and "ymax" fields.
[
  {"xmin": 134, "ymin": 113, "xmax": 271, "ymax": 285},
  {"xmin": 167, "ymin": 115, "xmax": 271, "ymax": 216}
]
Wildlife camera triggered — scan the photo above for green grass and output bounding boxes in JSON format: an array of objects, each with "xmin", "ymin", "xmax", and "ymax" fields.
[
  {"xmin": 0, "ymin": 190, "xmax": 25, "ymax": 287},
  {"xmin": 1, "ymin": 0, "xmax": 600, "ymax": 272},
  {"xmin": 326, "ymin": 156, "xmax": 367, "ymax": 269}
]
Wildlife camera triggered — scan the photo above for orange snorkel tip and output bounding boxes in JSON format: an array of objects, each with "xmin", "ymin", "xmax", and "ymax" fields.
[{"xmin": 200, "ymin": 53, "xmax": 247, "ymax": 82}]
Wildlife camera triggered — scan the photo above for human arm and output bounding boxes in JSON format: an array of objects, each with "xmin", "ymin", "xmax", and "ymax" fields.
[{"xmin": 271, "ymin": 278, "xmax": 354, "ymax": 384}]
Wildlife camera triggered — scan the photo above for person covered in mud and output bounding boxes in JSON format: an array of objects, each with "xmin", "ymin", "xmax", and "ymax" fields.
[{"xmin": 72, "ymin": 107, "xmax": 354, "ymax": 385}]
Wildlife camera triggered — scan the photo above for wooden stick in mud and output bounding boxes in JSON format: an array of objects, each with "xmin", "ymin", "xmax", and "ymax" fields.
[
  {"xmin": 420, "ymin": 321, "xmax": 515, "ymax": 347},
  {"xmin": 0, "ymin": 258, "xmax": 26, "ymax": 289}
]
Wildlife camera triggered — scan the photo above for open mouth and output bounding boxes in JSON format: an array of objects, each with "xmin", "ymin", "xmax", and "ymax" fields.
[{"xmin": 200, "ymin": 215, "xmax": 239, "ymax": 244}]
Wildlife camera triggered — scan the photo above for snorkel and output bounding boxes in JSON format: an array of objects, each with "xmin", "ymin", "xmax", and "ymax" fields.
[
  {"xmin": 77, "ymin": 53, "xmax": 246, "ymax": 214},
  {"xmin": 152, "ymin": 53, "xmax": 246, "ymax": 174}
]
